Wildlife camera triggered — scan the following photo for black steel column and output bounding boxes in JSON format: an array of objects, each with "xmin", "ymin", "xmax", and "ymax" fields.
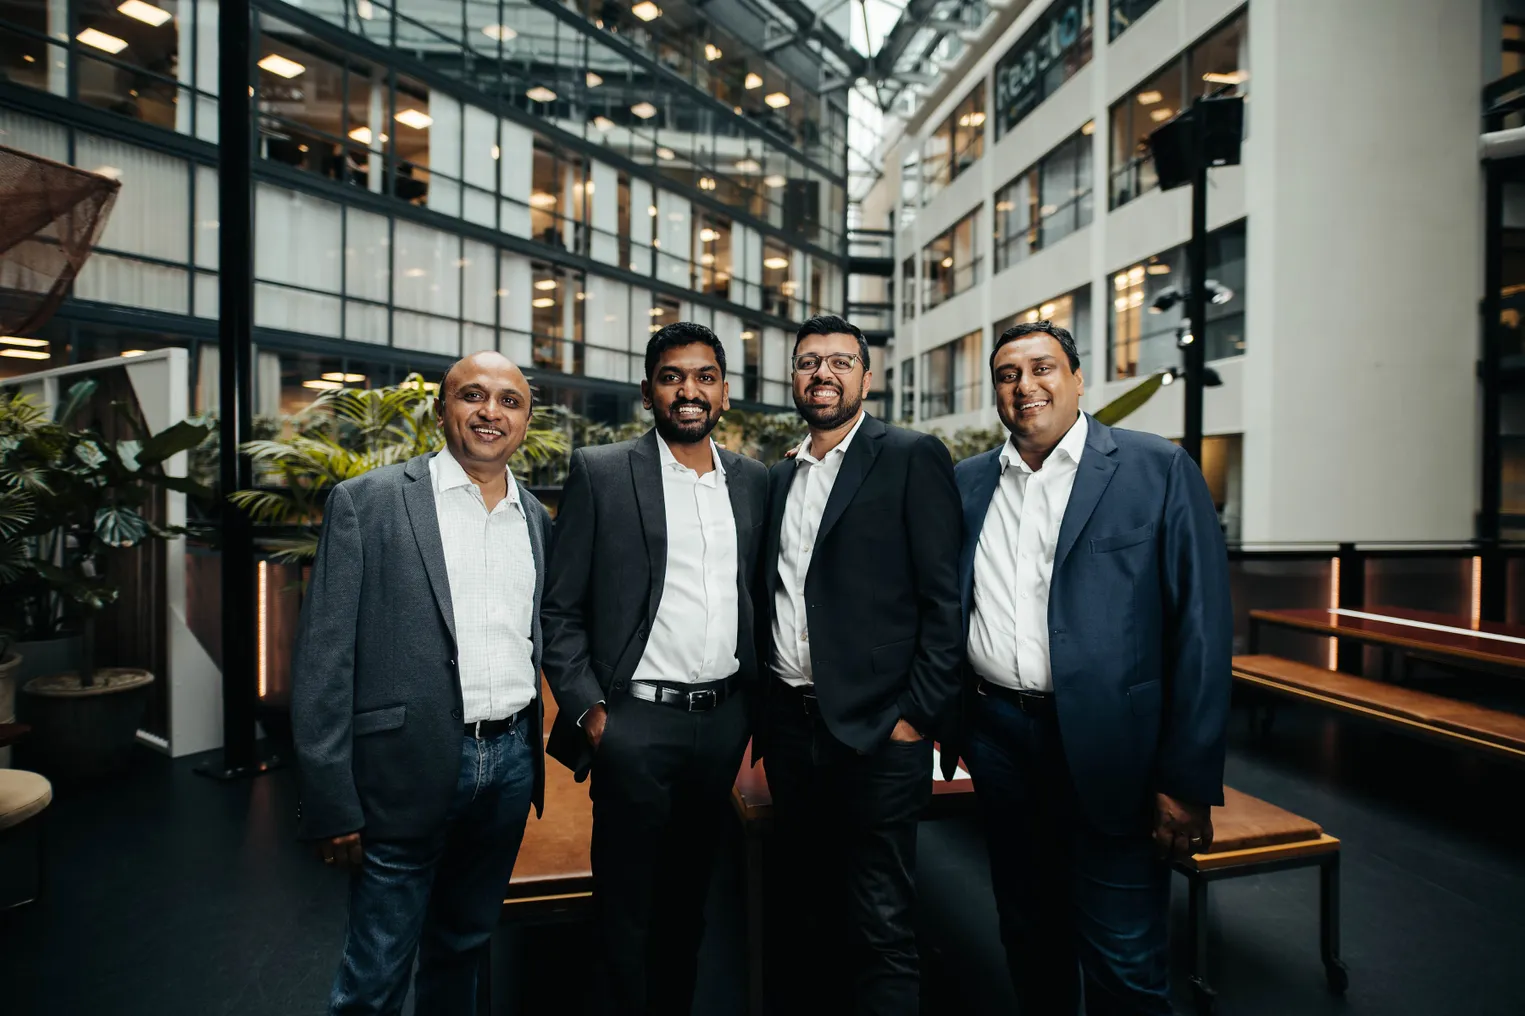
[
  {"xmin": 1336, "ymin": 542, "xmax": 1365, "ymax": 674},
  {"xmin": 199, "ymin": 0, "xmax": 275, "ymax": 780},
  {"xmin": 1182, "ymin": 97, "xmax": 1210, "ymax": 466}
]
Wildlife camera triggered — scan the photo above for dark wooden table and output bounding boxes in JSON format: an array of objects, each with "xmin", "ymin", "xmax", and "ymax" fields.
[{"xmin": 1249, "ymin": 607, "xmax": 1525, "ymax": 676}]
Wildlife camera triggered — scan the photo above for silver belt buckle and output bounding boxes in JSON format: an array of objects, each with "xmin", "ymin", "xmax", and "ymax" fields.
[{"xmin": 687, "ymin": 688, "xmax": 717, "ymax": 711}]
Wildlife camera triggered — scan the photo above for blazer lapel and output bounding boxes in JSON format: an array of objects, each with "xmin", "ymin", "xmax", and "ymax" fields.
[
  {"xmin": 1054, "ymin": 415, "xmax": 1120, "ymax": 571},
  {"xmin": 813, "ymin": 414, "xmax": 885, "ymax": 553},
  {"xmin": 401, "ymin": 453, "xmax": 457, "ymax": 645},
  {"xmin": 763, "ymin": 460, "xmax": 795, "ymax": 598},
  {"xmin": 720, "ymin": 448, "xmax": 752, "ymax": 534},
  {"xmin": 629, "ymin": 431, "xmax": 667, "ymax": 628},
  {"xmin": 960, "ymin": 447, "xmax": 1004, "ymax": 620}
]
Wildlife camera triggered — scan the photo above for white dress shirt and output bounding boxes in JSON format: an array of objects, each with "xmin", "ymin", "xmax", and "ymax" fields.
[
  {"xmin": 772, "ymin": 411, "xmax": 869, "ymax": 688},
  {"xmin": 631, "ymin": 435, "xmax": 740, "ymax": 684},
  {"xmin": 967, "ymin": 413, "xmax": 1088, "ymax": 693},
  {"xmin": 429, "ymin": 449, "xmax": 538, "ymax": 724}
]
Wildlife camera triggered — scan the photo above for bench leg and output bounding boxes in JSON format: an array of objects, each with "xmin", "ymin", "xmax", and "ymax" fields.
[
  {"xmin": 1320, "ymin": 854, "xmax": 1349, "ymax": 994},
  {"xmin": 1185, "ymin": 873, "xmax": 1217, "ymax": 1015}
]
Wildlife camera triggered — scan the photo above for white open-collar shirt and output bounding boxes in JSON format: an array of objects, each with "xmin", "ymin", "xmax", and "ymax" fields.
[
  {"xmin": 631, "ymin": 435, "xmax": 740, "ymax": 684},
  {"xmin": 967, "ymin": 413, "xmax": 1088, "ymax": 693},
  {"xmin": 771, "ymin": 410, "xmax": 869, "ymax": 687},
  {"xmin": 429, "ymin": 448, "xmax": 538, "ymax": 723}
]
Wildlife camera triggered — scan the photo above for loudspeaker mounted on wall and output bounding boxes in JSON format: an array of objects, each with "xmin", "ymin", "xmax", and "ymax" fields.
[{"xmin": 1149, "ymin": 96, "xmax": 1244, "ymax": 191}]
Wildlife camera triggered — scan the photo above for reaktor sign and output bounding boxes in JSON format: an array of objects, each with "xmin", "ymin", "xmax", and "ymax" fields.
[{"xmin": 993, "ymin": 0, "xmax": 1093, "ymax": 138}]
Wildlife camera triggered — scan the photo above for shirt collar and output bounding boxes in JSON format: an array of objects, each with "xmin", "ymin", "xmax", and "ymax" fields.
[
  {"xmin": 1000, "ymin": 412, "xmax": 1088, "ymax": 475},
  {"xmin": 655, "ymin": 432, "xmax": 726, "ymax": 477},
  {"xmin": 795, "ymin": 410, "xmax": 869, "ymax": 467},
  {"xmin": 431, "ymin": 447, "xmax": 520, "ymax": 505}
]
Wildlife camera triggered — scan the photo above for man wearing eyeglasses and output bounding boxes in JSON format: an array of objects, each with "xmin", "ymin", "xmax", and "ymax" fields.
[{"xmin": 756, "ymin": 314, "xmax": 964, "ymax": 1016}]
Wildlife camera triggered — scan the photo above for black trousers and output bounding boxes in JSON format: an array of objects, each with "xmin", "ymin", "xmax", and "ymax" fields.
[
  {"xmin": 590, "ymin": 687, "xmax": 750, "ymax": 1016},
  {"xmin": 763, "ymin": 683, "xmax": 932, "ymax": 1016}
]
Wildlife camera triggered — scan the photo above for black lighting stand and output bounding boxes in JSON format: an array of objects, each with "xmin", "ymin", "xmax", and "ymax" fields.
[
  {"xmin": 1148, "ymin": 93, "xmax": 1243, "ymax": 465},
  {"xmin": 197, "ymin": 0, "xmax": 281, "ymax": 781}
]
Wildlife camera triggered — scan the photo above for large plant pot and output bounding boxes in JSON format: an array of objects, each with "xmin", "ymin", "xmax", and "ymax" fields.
[
  {"xmin": 20, "ymin": 669, "xmax": 155, "ymax": 782},
  {"xmin": 0, "ymin": 652, "xmax": 19, "ymax": 768},
  {"xmin": 11, "ymin": 635, "xmax": 83, "ymax": 685}
]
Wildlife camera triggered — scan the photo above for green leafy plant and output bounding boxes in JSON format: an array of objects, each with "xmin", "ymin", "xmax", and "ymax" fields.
[
  {"xmin": 0, "ymin": 383, "xmax": 213, "ymax": 685},
  {"xmin": 230, "ymin": 374, "xmax": 571, "ymax": 562}
]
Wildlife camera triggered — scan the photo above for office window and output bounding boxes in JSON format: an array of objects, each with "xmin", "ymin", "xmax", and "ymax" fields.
[
  {"xmin": 72, "ymin": 0, "xmax": 186, "ymax": 129},
  {"xmin": 899, "ymin": 356, "xmax": 916, "ymax": 423},
  {"xmin": 993, "ymin": 285, "xmax": 1093, "ymax": 369},
  {"xmin": 1109, "ymin": 0, "xmax": 1163, "ymax": 41},
  {"xmin": 1505, "ymin": 18, "xmax": 1525, "ymax": 79},
  {"xmin": 921, "ymin": 330, "xmax": 983, "ymax": 419},
  {"xmin": 994, "ymin": 125, "xmax": 1094, "ymax": 272},
  {"xmin": 923, "ymin": 85, "xmax": 986, "ymax": 203},
  {"xmin": 762, "ymin": 238, "xmax": 795, "ymax": 319},
  {"xmin": 900, "ymin": 150, "xmax": 920, "ymax": 229},
  {"xmin": 695, "ymin": 213, "xmax": 733, "ymax": 299},
  {"xmin": 993, "ymin": 0, "xmax": 1093, "ymax": 139},
  {"xmin": 900, "ymin": 255, "xmax": 917, "ymax": 321},
  {"xmin": 1108, "ymin": 219, "xmax": 1245, "ymax": 380},
  {"xmin": 923, "ymin": 207, "xmax": 981, "ymax": 310},
  {"xmin": 1110, "ymin": 10, "xmax": 1248, "ymax": 209}
]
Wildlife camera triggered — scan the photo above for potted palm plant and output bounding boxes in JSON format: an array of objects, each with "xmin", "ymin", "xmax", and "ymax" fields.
[{"xmin": 0, "ymin": 382, "xmax": 212, "ymax": 780}]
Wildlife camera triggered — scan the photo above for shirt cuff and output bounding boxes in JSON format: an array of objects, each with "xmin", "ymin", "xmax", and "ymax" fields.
[{"xmin": 577, "ymin": 701, "xmax": 606, "ymax": 728}]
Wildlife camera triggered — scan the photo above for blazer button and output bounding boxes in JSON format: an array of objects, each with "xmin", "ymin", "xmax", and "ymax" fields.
[
  {"xmin": 448, "ymin": 657, "xmax": 457, "ymax": 667},
  {"xmin": 451, "ymin": 708, "xmax": 462, "ymax": 720}
]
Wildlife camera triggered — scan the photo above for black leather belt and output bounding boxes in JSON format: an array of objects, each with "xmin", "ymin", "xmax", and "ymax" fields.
[
  {"xmin": 628, "ymin": 676, "xmax": 737, "ymax": 712},
  {"xmin": 464, "ymin": 712, "xmax": 521, "ymax": 739},
  {"xmin": 978, "ymin": 681, "xmax": 1056, "ymax": 717},
  {"xmin": 775, "ymin": 679, "xmax": 821, "ymax": 718}
]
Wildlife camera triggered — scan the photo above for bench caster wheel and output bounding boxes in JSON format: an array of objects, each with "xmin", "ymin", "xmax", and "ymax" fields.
[
  {"xmin": 1325, "ymin": 959, "xmax": 1349, "ymax": 994},
  {"xmin": 1189, "ymin": 975, "xmax": 1217, "ymax": 1016}
]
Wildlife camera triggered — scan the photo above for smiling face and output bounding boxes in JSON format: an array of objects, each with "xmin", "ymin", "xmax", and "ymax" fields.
[
  {"xmin": 992, "ymin": 331, "xmax": 1084, "ymax": 456},
  {"xmin": 435, "ymin": 351, "xmax": 532, "ymax": 472},
  {"xmin": 791, "ymin": 332, "xmax": 872, "ymax": 430},
  {"xmin": 642, "ymin": 341, "xmax": 729, "ymax": 445}
]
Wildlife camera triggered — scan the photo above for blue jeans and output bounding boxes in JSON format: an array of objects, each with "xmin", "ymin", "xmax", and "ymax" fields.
[
  {"xmin": 964, "ymin": 691, "xmax": 1172, "ymax": 1016},
  {"xmin": 329, "ymin": 717, "xmax": 535, "ymax": 1016}
]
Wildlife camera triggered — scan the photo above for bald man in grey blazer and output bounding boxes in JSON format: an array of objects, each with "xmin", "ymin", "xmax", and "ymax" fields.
[{"xmin": 292, "ymin": 351, "xmax": 553, "ymax": 1016}]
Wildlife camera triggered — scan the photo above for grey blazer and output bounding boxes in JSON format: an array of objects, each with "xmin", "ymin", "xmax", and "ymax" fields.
[
  {"xmin": 291, "ymin": 452, "xmax": 553, "ymax": 842},
  {"xmin": 540, "ymin": 429, "xmax": 769, "ymax": 780}
]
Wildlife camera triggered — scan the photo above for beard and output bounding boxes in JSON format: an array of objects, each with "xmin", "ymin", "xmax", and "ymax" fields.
[
  {"xmin": 653, "ymin": 399, "xmax": 720, "ymax": 445},
  {"xmin": 794, "ymin": 378, "xmax": 862, "ymax": 430}
]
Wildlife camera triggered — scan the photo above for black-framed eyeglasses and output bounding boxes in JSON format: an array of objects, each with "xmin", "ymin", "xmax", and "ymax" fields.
[{"xmin": 792, "ymin": 352, "xmax": 862, "ymax": 375}]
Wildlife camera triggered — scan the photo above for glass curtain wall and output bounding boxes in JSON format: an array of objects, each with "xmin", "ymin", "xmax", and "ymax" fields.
[
  {"xmin": 923, "ymin": 207, "xmax": 981, "ymax": 309},
  {"xmin": 922, "ymin": 85, "xmax": 986, "ymax": 204},
  {"xmin": 920, "ymin": 329, "xmax": 983, "ymax": 419},
  {"xmin": 993, "ymin": 123, "xmax": 1094, "ymax": 272}
]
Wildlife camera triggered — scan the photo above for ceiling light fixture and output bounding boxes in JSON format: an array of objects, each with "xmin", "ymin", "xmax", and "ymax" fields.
[
  {"xmin": 0, "ymin": 349, "xmax": 50, "ymax": 360},
  {"xmin": 631, "ymin": 1, "xmax": 662, "ymax": 20},
  {"xmin": 77, "ymin": 27, "xmax": 128, "ymax": 54},
  {"xmin": 740, "ymin": 330, "xmax": 756, "ymax": 340},
  {"xmin": 958, "ymin": 111, "xmax": 986, "ymax": 127},
  {"xmin": 394, "ymin": 108, "xmax": 433, "ymax": 129},
  {"xmin": 482, "ymin": 24, "xmax": 517, "ymax": 41},
  {"xmin": 698, "ymin": 176, "xmax": 716, "ymax": 190},
  {"xmin": 630, "ymin": 101, "xmax": 657, "ymax": 119},
  {"xmin": 491, "ymin": 144, "xmax": 501, "ymax": 160},
  {"xmin": 649, "ymin": 307, "xmax": 664, "ymax": 316},
  {"xmin": 734, "ymin": 158, "xmax": 761, "ymax": 173},
  {"xmin": 1146, "ymin": 263, "xmax": 1171, "ymax": 275},
  {"xmin": 700, "ymin": 253, "xmax": 715, "ymax": 266},
  {"xmin": 257, "ymin": 53, "xmax": 305, "ymax": 78},
  {"xmin": 705, "ymin": 43, "xmax": 723, "ymax": 61},
  {"xmin": 348, "ymin": 126, "xmax": 387, "ymax": 145},
  {"xmin": 763, "ymin": 174, "xmax": 786, "ymax": 188},
  {"xmin": 1202, "ymin": 70, "xmax": 1249, "ymax": 86},
  {"xmin": 744, "ymin": 72, "xmax": 762, "ymax": 90},
  {"xmin": 357, "ymin": 0, "xmax": 374, "ymax": 18},
  {"xmin": 1081, "ymin": 119, "xmax": 1096, "ymax": 135},
  {"xmin": 1137, "ymin": 90, "xmax": 1163, "ymax": 105},
  {"xmin": 529, "ymin": 192, "xmax": 558, "ymax": 208},
  {"xmin": 655, "ymin": 147, "xmax": 675, "ymax": 161},
  {"xmin": 763, "ymin": 256, "xmax": 789, "ymax": 270},
  {"xmin": 764, "ymin": 91, "xmax": 791, "ymax": 109},
  {"xmin": 526, "ymin": 86, "xmax": 557, "ymax": 103},
  {"xmin": 648, "ymin": 204, "xmax": 658, "ymax": 216},
  {"xmin": 941, "ymin": 256, "xmax": 953, "ymax": 268},
  {"xmin": 532, "ymin": 297, "xmax": 556, "ymax": 308},
  {"xmin": 118, "ymin": 0, "xmax": 172, "ymax": 26},
  {"xmin": 302, "ymin": 379, "xmax": 344, "ymax": 391},
  {"xmin": 0, "ymin": 336, "xmax": 48, "ymax": 347},
  {"xmin": 592, "ymin": 115, "xmax": 615, "ymax": 131},
  {"xmin": 1150, "ymin": 107, "xmax": 1173, "ymax": 122},
  {"xmin": 534, "ymin": 279, "xmax": 558, "ymax": 291},
  {"xmin": 121, "ymin": 349, "xmax": 148, "ymax": 357},
  {"xmin": 321, "ymin": 372, "xmax": 367, "ymax": 383},
  {"xmin": 586, "ymin": 71, "xmax": 603, "ymax": 88},
  {"xmin": 699, "ymin": 228, "xmax": 718, "ymax": 242}
]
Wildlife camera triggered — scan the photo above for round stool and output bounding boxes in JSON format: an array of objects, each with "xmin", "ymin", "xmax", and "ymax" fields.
[{"xmin": 0, "ymin": 769, "xmax": 52, "ymax": 908}]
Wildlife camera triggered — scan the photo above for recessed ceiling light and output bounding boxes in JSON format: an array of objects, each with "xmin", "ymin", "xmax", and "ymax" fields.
[
  {"xmin": 958, "ymin": 111, "xmax": 986, "ymax": 127},
  {"xmin": 22, "ymin": 55, "xmax": 34, "ymax": 63},
  {"xmin": 763, "ymin": 174, "xmax": 786, "ymax": 188},
  {"xmin": 118, "ymin": 0, "xmax": 172, "ymax": 26},
  {"xmin": 632, "ymin": 1, "xmax": 661, "ymax": 21},
  {"xmin": 321, "ymin": 372, "xmax": 367, "ymax": 382},
  {"xmin": 395, "ymin": 108, "xmax": 433, "ymax": 129},
  {"xmin": 534, "ymin": 279, "xmax": 558, "ymax": 291},
  {"xmin": 526, "ymin": 86, "xmax": 557, "ymax": 103},
  {"xmin": 1202, "ymin": 70, "xmax": 1248, "ymax": 85},
  {"xmin": 586, "ymin": 71, "xmax": 603, "ymax": 88},
  {"xmin": 1149, "ymin": 107, "xmax": 1173, "ymax": 122},
  {"xmin": 1146, "ymin": 263, "xmax": 1171, "ymax": 275},
  {"xmin": 120, "ymin": 349, "xmax": 148, "ymax": 357},
  {"xmin": 0, "ymin": 336, "xmax": 49, "ymax": 347},
  {"xmin": 699, "ymin": 228, "xmax": 718, "ymax": 242},
  {"xmin": 705, "ymin": 43, "xmax": 722, "ymax": 61},
  {"xmin": 698, "ymin": 176, "xmax": 716, "ymax": 190},
  {"xmin": 630, "ymin": 101, "xmax": 657, "ymax": 119},
  {"xmin": 1039, "ymin": 303, "xmax": 1056, "ymax": 317},
  {"xmin": 745, "ymin": 72, "xmax": 762, "ymax": 90},
  {"xmin": 649, "ymin": 307, "xmax": 664, "ymax": 316},
  {"xmin": 302, "ymin": 379, "xmax": 344, "ymax": 391},
  {"xmin": 765, "ymin": 92, "xmax": 790, "ymax": 109},
  {"xmin": 77, "ymin": 28, "xmax": 128, "ymax": 54},
  {"xmin": 483, "ymin": 24, "xmax": 517, "ymax": 41},
  {"xmin": 763, "ymin": 256, "xmax": 789, "ymax": 270},
  {"xmin": 0, "ymin": 349, "xmax": 50, "ymax": 360},
  {"xmin": 257, "ymin": 53, "xmax": 305, "ymax": 78},
  {"xmin": 655, "ymin": 147, "xmax": 675, "ymax": 161},
  {"xmin": 734, "ymin": 158, "xmax": 761, "ymax": 173},
  {"xmin": 529, "ymin": 192, "xmax": 558, "ymax": 208},
  {"xmin": 348, "ymin": 126, "xmax": 387, "ymax": 145},
  {"xmin": 593, "ymin": 115, "xmax": 615, "ymax": 131},
  {"xmin": 941, "ymin": 257, "xmax": 953, "ymax": 268},
  {"xmin": 1137, "ymin": 90, "xmax": 1163, "ymax": 105},
  {"xmin": 740, "ymin": 330, "xmax": 756, "ymax": 340},
  {"xmin": 532, "ymin": 297, "xmax": 556, "ymax": 308}
]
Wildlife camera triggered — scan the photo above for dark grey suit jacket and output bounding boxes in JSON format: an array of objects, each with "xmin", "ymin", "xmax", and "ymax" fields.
[
  {"xmin": 540, "ymin": 429, "xmax": 769, "ymax": 781},
  {"xmin": 291, "ymin": 452, "xmax": 553, "ymax": 842}
]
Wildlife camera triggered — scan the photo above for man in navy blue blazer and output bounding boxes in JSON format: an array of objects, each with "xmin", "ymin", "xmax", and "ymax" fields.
[{"xmin": 954, "ymin": 320, "xmax": 1232, "ymax": 1015}]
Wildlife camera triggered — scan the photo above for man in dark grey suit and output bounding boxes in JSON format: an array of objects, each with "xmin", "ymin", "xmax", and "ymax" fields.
[
  {"xmin": 292, "ymin": 350, "xmax": 553, "ymax": 1016},
  {"xmin": 542, "ymin": 322, "xmax": 768, "ymax": 1015}
]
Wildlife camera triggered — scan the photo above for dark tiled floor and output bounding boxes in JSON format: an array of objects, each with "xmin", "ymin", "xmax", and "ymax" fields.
[{"xmin": 2, "ymin": 703, "xmax": 1523, "ymax": 1015}]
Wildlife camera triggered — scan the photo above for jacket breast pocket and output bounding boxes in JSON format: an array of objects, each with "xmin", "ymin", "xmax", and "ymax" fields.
[
  {"xmin": 353, "ymin": 704, "xmax": 406, "ymax": 737},
  {"xmin": 1091, "ymin": 523, "xmax": 1155, "ymax": 554}
]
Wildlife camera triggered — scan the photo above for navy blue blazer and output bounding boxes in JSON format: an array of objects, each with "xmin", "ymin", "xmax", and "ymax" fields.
[{"xmin": 954, "ymin": 415, "xmax": 1233, "ymax": 836}]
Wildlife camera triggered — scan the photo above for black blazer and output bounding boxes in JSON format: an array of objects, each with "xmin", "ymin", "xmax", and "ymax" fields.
[
  {"xmin": 755, "ymin": 414, "xmax": 964, "ymax": 758},
  {"xmin": 541, "ymin": 429, "xmax": 770, "ymax": 780},
  {"xmin": 291, "ymin": 453, "xmax": 553, "ymax": 841}
]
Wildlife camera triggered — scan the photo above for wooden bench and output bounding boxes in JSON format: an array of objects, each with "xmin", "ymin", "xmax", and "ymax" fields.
[
  {"xmin": 1177, "ymin": 786, "xmax": 1346, "ymax": 1014},
  {"xmin": 1233, "ymin": 653, "xmax": 1525, "ymax": 765}
]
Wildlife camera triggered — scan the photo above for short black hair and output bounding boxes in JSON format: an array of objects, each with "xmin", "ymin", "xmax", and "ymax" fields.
[
  {"xmin": 793, "ymin": 314, "xmax": 870, "ymax": 371},
  {"xmin": 645, "ymin": 321, "xmax": 727, "ymax": 380},
  {"xmin": 990, "ymin": 320, "xmax": 1081, "ymax": 373}
]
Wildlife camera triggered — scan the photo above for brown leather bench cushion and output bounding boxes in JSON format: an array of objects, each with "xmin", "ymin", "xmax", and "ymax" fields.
[
  {"xmin": 1234, "ymin": 654, "xmax": 1525, "ymax": 752},
  {"xmin": 1204, "ymin": 786, "xmax": 1322, "ymax": 854}
]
